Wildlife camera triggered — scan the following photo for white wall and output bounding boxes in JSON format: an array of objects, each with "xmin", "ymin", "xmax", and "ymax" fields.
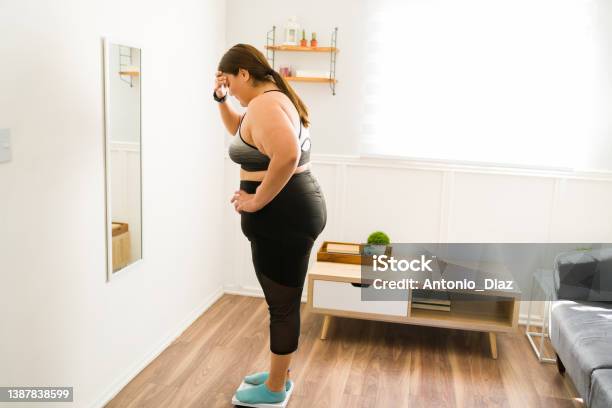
[{"xmin": 0, "ymin": 1, "xmax": 226, "ymax": 407}]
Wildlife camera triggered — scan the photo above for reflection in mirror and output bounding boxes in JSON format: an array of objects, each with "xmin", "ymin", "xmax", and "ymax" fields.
[{"xmin": 103, "ymin": 39, "xmax": 142, "ymax": 279}]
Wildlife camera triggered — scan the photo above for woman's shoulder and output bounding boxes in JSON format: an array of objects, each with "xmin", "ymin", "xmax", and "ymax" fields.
[
  {"xmin": 249, "ymin": 89, "xmax": 288, "ymax": 108},
  {"xmin": 247, "ymin": 95, "xmax": 281, "ymax": 119},
  {"xmin": 248, "ymin": 91, "xmax": 297, "ymax": 122}
]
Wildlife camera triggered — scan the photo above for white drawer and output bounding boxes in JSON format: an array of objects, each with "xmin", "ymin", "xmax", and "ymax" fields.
[{"xmin": 312, "ymin": 279, "xmax": 409, "ymax": 317}]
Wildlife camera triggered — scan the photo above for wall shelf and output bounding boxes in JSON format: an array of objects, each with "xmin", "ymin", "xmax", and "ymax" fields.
[
  {"xmin": 285, "ymin": 76, "xmax": 338, "ymax": 83},
  {"xmin": 266, "ymin": 26, "xmax": 339, "ymax": 95},
  {"xmin": 265, "ymin": 45, "xmax": 340, "ymax": 53}
]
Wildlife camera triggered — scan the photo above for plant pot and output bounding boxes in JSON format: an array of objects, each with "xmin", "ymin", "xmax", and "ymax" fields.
[
  {"xmin": 363, "ymin": 244, "xmax": 388, "ymax": 256},
  {"xmin": 300, "ymin": 39, "xmax": 308, "ymax": 47}
]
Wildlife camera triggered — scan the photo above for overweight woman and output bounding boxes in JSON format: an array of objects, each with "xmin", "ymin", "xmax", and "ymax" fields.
[{"xmin": 215, "ymin": 44, "xmax": 327, "ymax": 404}]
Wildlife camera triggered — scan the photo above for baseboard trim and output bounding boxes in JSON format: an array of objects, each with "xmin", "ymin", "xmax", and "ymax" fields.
[
  {"xmin": 90, "ymin": 285, "xmax": 225, "ymax": 408},
  {"xmin": 224, "ymin": 284, "xmax": 308, "ymax": 303}
]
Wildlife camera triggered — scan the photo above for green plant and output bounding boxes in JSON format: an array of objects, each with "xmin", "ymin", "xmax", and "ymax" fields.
[
  {"xmin": 302, "ymin": 29, "xmax": 306, "ymax": 40},
  {"xmin": 367, "ymin": 231, "xmax": 390, "ymax": 245}
]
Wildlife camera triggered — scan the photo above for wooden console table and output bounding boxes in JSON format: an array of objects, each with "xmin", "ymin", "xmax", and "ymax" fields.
[{"xmin": 306, "ymin": 259, "xmax": 521, "ymax": 359}]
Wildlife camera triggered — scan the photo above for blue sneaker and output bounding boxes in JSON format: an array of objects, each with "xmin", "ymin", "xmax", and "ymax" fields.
[{"xmin": 243, "ymin": 371, "xmax": 292, "ymax": 391}]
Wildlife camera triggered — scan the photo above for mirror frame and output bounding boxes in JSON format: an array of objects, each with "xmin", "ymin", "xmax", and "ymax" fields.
[{"xmin": 102, "ymin": 37, "xmax": 144, "ymax": 282}]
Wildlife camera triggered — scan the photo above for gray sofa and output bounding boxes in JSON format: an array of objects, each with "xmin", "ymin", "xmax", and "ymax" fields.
[{"xmin": 549, "ymin": 249, "xmax": 612, "ymax": 408}]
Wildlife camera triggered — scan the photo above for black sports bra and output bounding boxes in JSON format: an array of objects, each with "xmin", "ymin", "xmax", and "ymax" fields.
[{"xmin": 228, "ymin": 90, "xmax": 311, "ymax": 171}]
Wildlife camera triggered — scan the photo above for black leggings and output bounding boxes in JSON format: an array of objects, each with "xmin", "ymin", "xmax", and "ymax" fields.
[{"xmin": 240, "ymin": 170, "xmax": 327, "ymax": 354}]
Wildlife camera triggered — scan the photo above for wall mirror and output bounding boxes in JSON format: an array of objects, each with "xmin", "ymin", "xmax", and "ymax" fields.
[{"xmin": 103, "ymin": 38, "xmax": 142, "ymax": 281}]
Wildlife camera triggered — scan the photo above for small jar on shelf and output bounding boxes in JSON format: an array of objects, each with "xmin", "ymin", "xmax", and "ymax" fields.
[
  {"xmin": 279, "ymin": 65, "xmax": 293, "ymax": 77},
  {"xmin": 310, "ymin": 32, "xmax": 318, "ymax": 48}
]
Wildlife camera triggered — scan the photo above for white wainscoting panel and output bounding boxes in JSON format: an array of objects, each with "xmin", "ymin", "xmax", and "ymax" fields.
[
  {"xmin": 343, "ymin": 165, "xmax": 444, "ymax": 242},
  {"xmin": 449, "ymin": 173, "xmax": 556, "ymax": 242},
  {"xmin": 551, "ymin": 178, "xmax": 612, "ymax": 241}
]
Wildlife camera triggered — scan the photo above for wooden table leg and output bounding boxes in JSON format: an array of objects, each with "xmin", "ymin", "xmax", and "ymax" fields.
[
  {"xmin": 320, "ymin": 315, "xmax": 332, "ymax": 340},
  {"xmin": 488, "ymin": 332, "xmax": 498, "ymax": 359}
]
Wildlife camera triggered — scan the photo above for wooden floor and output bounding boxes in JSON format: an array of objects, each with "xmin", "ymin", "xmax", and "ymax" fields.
[{"xmin": 106, "ymin": 294, "xmax": 581, "ymax": 408}]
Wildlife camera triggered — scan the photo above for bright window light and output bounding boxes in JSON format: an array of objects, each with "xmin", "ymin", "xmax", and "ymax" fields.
[{"xmin": 361, "ymin": 0, "xmax": 610, "ymax": 170}]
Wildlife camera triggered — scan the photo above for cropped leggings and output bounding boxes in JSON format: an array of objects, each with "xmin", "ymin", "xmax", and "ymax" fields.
[{"xmin": 240, "ymin": 170, "xmax": 327, "ymax": 355}]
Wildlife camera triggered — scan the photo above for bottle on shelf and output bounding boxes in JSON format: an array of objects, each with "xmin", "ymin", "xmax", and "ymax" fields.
[
  {"xmin": 279, "ymin": 65, "xmax": 293, "ymax": 77},
  {"xmin": 284, "ymin": 16, "xmax": 300, "ymax": 45},
  {"xmin": 300, "ymin": 30, "xmax": 308, "ymax": 47}
]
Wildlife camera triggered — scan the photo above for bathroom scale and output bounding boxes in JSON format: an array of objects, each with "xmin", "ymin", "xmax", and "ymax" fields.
[{"xmin": 232, "ymin": 380, "xmax": 294, "ymax": 407}]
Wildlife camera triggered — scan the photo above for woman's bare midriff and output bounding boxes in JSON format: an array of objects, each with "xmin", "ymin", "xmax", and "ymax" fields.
[{"xmin": 240, "ymin": 162, "xmax": 311, "ymax": 182}]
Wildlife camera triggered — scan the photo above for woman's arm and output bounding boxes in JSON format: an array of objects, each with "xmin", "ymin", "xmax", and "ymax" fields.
[
  {"xmin": 248, "ymin": 99, "xmax": 300, "ymax": 209},
  {"xmin": 217, "ymin": 100, "xmax": 241, "ymax": 135},
  {"xmin": 215, "ymin": 72, "xmax": 241, "ymax": 134}
]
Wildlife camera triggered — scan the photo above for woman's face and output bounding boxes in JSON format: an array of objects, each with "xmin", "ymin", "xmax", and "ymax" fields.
[{"xmin": 224, "ymin": 68, "xmax": 251, "ymax": 107}]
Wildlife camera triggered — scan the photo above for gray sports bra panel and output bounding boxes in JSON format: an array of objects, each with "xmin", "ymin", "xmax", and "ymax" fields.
[{"xmin": 228, "ymin": 90, "xmax": 311, "ymax": 172}]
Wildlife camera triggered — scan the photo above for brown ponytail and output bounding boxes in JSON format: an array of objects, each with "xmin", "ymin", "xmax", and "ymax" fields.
[{"xmin": 218, "ymin": 44, "xmax": 310, "ymax": 127}]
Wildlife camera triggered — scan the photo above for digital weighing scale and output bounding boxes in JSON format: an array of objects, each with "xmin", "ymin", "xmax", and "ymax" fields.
[{"xmin": 232, "ymin": 380, "xmax": 294, "ymax": 407}]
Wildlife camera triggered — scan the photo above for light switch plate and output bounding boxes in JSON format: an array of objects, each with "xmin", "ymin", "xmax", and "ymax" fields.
[{"xmin": 0, "ymin": 129, "xmax": 11, "ymax": 163}]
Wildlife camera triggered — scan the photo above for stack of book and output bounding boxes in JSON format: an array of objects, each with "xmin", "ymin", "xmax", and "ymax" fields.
[
  {"xmin": 411, "ymin": 289, "xmax": 451, "ymax": 312},
  {"xmin": 317, "ymin": 241, "xmax": 391, "ymax": 265},
  {"xmin": 325, "ymin": 242, "xmax": 360, "ymax": 255}
]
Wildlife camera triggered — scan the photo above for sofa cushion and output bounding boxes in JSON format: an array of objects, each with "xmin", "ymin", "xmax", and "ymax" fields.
[
  {"xmin": 550, "ymin": 300, "xmax": 612, "ymax": 403},
  {"xmin": 590, "ymin": 370, "xmax": 612, "ymax": 408},
  {"xmin": 554, "ymin": 248, "xmax": 612, "ymax": 302}
]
